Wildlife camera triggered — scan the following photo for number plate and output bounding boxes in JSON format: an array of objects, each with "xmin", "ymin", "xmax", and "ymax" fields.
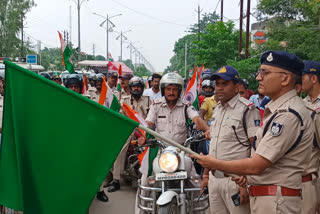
[{"xmin": 155, "ymin": 171, "xmax": 187, "ymax": 181}]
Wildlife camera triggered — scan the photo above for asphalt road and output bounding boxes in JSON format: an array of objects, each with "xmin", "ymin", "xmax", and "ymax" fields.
[{"xmin": 89, "ymin": 184, "xmax": 137, "ymax": 214}]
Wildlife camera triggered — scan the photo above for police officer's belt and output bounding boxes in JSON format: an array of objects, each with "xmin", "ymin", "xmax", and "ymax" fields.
[{"xmin": 249, "ymin": 185, "xmax": 301, "ymax": 196}]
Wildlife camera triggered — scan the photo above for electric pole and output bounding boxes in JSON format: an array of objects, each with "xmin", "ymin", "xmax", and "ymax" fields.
[
  {"xmin": 69, "ymin": 5, "xmax": 72, "ymax": 45},
  {"xmin": 239, "ymin": 0, "xmax": 244, "ymax": 57},
  {"xmin": 116, "ymin": 30, "xmax": 131, "ymax": 62},
  {"xmin": 245, "ymin": 0, "xmax": 251, "ymax": 59},
  {"xmin": 20, "ymin": 12, "xmax": 24, "ymax": 57},
  {"xmin": 221, "ymin": 0, "xmax": 224, "ymax": 21}
]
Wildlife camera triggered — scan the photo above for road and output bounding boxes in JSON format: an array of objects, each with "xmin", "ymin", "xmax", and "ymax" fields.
[{"xmin": 89, "ymin": 184, "xmax": 137, "ymax": 214}]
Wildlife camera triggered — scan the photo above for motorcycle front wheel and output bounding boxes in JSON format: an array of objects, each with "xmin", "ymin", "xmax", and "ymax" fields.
[{"xmin": 158, "ymin": 201, "xmax": 179, "ymax": 214}]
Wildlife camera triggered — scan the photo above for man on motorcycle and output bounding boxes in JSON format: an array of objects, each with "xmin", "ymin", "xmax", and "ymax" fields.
[
  {"xmin": 136, "ymin": 72, "xmax": 209, "ymax": 214},
  {"xmin": 108, "ymin": 76, "xmax": 150, "ymax": 193},
  {"xmin": 65, "ymin": 74, "xmax": 83, "ymax": 94}
]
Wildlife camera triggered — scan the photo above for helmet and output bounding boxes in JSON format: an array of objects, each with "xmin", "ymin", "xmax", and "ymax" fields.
[
  {"xmin": 96, "ymin": 73, "xmax": 105, "ymax": 83},
  {"xmin": 89, "ymin": 73, "xmax": 97, "ymax": 81},
  {"xmin": 65, "ymin": 74, "xmax": 83, "ymax": 93},
  {"xmin": 160, "ymin": 72, "xmax": 184, "ymax": 97},
  {"xmin": 201, "ymin": 80, "xmax": 215, "ymax": 97},
  {"xmin": 202, "ymin": 73, "xmax": 212, "ymax": 80},
  {"xmin": 129, "ymin": 76, "xmax": 145, "ymax": 97},
  {"xmin": 40, "ymin": 72, "xmax": 51, "ymax": 80}
]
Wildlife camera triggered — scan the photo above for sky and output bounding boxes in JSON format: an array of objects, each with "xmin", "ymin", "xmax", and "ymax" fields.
[{"xmin": 25, "ymin": 0, "xmax": 258, "ymax": 72}]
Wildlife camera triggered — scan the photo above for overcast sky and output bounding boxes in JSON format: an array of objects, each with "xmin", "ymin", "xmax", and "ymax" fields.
[{"xmin": 25, "ymin": 0, "xmax": 258, "ymax": 72}]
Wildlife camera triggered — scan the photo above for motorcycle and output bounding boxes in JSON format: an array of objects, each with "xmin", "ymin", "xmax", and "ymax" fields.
[{"xmin": 137, "ymin": 134, "xmax": 209, "ymax": 214}]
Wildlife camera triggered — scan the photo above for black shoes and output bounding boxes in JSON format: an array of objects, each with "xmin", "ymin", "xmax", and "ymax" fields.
[
  {"xmin": 96, "ymin": 191, "xmax": 109, "ymax": 202},
  {"xmin": 107, "ymin": 180, "xmax": 120, "ymax": 192}
]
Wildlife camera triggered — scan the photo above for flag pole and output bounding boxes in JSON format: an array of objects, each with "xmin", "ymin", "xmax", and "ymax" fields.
[{"xmin": 138, "ymin": 124, "xmax": 198, "ymax": 156}]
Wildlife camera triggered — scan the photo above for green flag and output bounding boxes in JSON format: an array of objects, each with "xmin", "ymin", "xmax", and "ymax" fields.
[{"xmin": 0, "ymin": 61, "xmax": 139, "ymax": 214}]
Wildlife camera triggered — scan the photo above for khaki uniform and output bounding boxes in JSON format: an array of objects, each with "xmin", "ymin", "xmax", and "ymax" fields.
[
  {"xmin": 112, "ymin": 95, "xmax": 150, "ymax": 181},
  {"xmin": 247, "ymin": 90, "xmax": 313, "ymax": 214},
  {"xmin": 303, "ymin": 95, "xmax": 320, "ymax": 214},
  {"xmin": 209, "ymin": 94, "xmax": 261, "ymax": 214},
  {"xmin": 146, "ymin": 97, "xmax": 199, "ymax": 145}
]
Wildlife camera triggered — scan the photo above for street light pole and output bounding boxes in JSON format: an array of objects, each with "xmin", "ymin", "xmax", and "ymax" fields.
[
  {"xmin": 93, "ymin": 13, "xmax": 122, "ymax": 61},
  {"xmin": 116, "ymin": 30, "xmax": 131, "ymax": 62}
]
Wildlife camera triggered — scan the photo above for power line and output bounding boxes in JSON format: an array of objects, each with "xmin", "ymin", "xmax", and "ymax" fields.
[{"xmin": 110, "ymin": 0, "xmax": 187, "ymax": 27}]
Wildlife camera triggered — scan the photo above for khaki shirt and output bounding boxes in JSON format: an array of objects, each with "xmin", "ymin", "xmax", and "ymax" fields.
[
  {"xmin": 209, "ymin": 94, "xmax": 261, "ymax": 161},
  {"xmin": 120, "ymin": 95, "xmax": 150, "ymax": 119},
  {"xmin": 91, "ymin": 91, "xmax": 101, "ymax": 103},
  {"xmin": 248, "ymin": 90, "xmax": 313, "ymax": 189},
  {"xmin": 303, "ymin": 96, "xmax": 320, "ymax": 175},
  {"xmin": 146, "ymin": 97, "xmax": 199, "ymax": 145}
]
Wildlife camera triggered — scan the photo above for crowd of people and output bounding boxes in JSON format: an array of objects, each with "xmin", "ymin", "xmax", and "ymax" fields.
[{"xmin": 0, "ymin": 50, "xmax": 320, "ymax": 214}]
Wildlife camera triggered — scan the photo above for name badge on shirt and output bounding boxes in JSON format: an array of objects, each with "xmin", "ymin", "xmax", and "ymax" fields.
[
  {"xmin": 158, "ymin": 116, "xmax": 166, "ymax": 118},
  {"xmin": 270, "ymin": 122, "xmax": 283, "ymax": 137}
]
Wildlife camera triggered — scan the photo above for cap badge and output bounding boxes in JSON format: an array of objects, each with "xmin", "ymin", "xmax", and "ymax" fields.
[
  {"xmin": 235, "ymin": 75, "xmax": 239, "ymax": 79},
  {"xmin": 267, "ymin": 53, "xmax": 273, "ymax": 62},
  {"xmin": 218, "ymin": 67, "xmax": 227, "ymax": 73},
  {"xmin": 310, "ymin": 68, "xmax": 317, "ymax": 72}
]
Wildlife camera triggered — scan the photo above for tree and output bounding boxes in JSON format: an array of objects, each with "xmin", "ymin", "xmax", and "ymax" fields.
[
  {"xmin": 0, "ymin": 0, "xmax": 35, "ymax": 57},
  {"xmin": 134, "ymin": 64, "xmax": 151, "ymax": 77},
  {"xmin": 188, "ymin": 12, "xmax": 220, "ymax": 34},
  {"xmin": 123, "ymin": 59, "xmax": 135, "ymax": 71},
  {"xmin": 193, "ymin": 21, "xmax": 239, "ymax": 69},
  {"xmin": 95, "ymin": 55, "xmax": 106, "ymax": 61}
]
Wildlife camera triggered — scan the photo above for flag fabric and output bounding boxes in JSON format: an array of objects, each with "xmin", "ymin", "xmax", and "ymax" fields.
[
  {"xmin": 58, "ymin": 31, "xmax": 75, "ymax": 74},
  {"xmin": 196, "ymin": 64, "xmax": 205, "ymax": 92},
  {"xmin": 0, "ymin": 60, "xmax": 139, "ymax": 214},
  {"xmin": 117, "ymin": 64, "xmax": 123, "ymax": 92},
  {"xmin": 184, "ymin": 67, "xmax": 199, "ymax": 110},
  {"xmin": 108, "ymin": 52, "xmax": 114, "ymax": 61},
  {"xmin": 99, "ymin": 76, "xmax": 120, "ymax": 112},
  {"xmin": 107, "ymin": 61, "xmax": 118, "ymax": 72},
  {"xmin": 82, "ymin": 74, "xmax": 87, "ymax": 94},
  {"xmin": 122, "ymin": 103, "xmax": 158, "ymax": 176}
]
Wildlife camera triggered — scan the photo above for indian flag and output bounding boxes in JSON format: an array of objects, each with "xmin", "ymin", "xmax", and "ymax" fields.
[
  {"xmin": 184, "ymin": 67, "xmax": 199, "ymax": 110},
  {"xmin": 58, "ymin": 31, "xmax": 75, "ymax": 74},
  {"xmin": 117, "ymin": 64, "xmax": 122, "ymax": 92},
  {"xmin": 108, "ymin": 52, "xmax": 114, "ymax": 62},
  {"xmin": 99, "ymin": 76, "xmax": 120, "ymax": 112},
  {"xmin": 122, "ymin": 103, "xmax": 158, "ymax": 176}
]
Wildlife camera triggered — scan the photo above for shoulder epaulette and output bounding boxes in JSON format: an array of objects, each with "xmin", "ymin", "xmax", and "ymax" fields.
[{"xmin": 239, "ymin": 97, "xmax": 256, "ymax": 109}]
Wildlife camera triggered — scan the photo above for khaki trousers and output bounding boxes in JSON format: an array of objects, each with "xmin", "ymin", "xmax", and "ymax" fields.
[
  {"xmin": 249, "ymin": 186, "xmax": 301, "ymax": 214},
  {"xmin": 112, "ymin": 137, "xmax": 131, "ymax": 180},
  {"xmin": 208, "ymin": 174, "xmax": 250, "ymax": 214},
  {"xmin": 302, "ymin": 180, "xmax": 317, "ymax": 214}
]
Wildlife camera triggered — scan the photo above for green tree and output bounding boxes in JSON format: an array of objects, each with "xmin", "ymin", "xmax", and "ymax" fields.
[
  {"xmin": 193, "ymin": 21, "xmax": 239, "ymax": 69},
  {"xmin": 188, "ymin": 12, "xmax": 220, "ymax": 34},
  {"xmin": 123, "ymin": 59, "xmax": 135, "ymax": 71},
  {"xmin": 95, "ymin": 55, "xmax": 106, "ymax": 61},
  {"xmin": 134, "ymin": 64, "xmax": 151, "ymax": 77},
  {"xmin": 0, "ymin": 0, "xmax": 35, "ymax": 57}
]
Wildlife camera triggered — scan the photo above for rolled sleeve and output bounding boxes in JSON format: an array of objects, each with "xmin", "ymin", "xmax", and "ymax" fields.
[
  {"xmin": 256, "ymin": 113, "xmax": 301, "ymax": 163},
  {"xmin": 187, "ymin": 105, "xmax": 199, "ymax": 120},
  {"xmin": 246, "ymin": 108, "xmax": 262, "ymax": 138}
]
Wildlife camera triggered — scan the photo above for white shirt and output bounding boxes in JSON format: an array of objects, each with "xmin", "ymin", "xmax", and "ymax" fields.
[{"xmin": 143, "ymin": 88, "xmax": 162, "ymax": 101}]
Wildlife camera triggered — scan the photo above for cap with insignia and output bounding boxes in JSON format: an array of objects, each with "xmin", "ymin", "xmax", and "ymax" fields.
[
  {"xmin": 260, "ymin": 51, "xmax": 304, "ymax": 75},
  {"xmin": 108, "ymin": 70, "xmax": 118, "ymax": 77},
  {"xmin": 303, "ymin": 60, "xmax": 320, "ymax": 75},
  {"xmin": 211, "ymin": 66, "xmax": 240, "ymax": 81}
]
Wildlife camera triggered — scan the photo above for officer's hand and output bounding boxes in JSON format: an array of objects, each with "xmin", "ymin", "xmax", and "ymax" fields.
[
  {"xmin": 138, "ymin": 137, "xmax": 146, "ymax": 145},
  {"xmin": 205, "ymin": 130, "xmax": 210, "ymax": 140},
  {"xmin": 232, "ymin": 176, "xmax": 247, "ymax": 187},
  {"xmin": 201, "ymin": 175, "xmax": 209, "ymax": 192},
  {"xmin": 239, "ymin": 186, "xmax": 249, "ymax": 205},
  {"xmin": 190, "ymin": 153, "xmax": 215, "ymax": 169}
]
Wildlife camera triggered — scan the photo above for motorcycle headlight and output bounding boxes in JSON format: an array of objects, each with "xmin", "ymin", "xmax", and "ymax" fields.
[{"xmin": 158, "ymin": 151, "xmax": 179, "ymax": 173}]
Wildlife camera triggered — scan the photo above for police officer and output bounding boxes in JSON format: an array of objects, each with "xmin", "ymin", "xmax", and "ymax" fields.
[
  {"xmin": 191, "ymin": 51, "xmax": 314, "ymax": 214},
  {"xmin": 90, "ymin": 73, "xmax": 104, "ymax": 102},
  {"xmin": 118, "ymin": 73, "xmax": 133, "ymax": 99},
  {"xmin": 65, "ymin": 74, "xmax": 83, "ymax": 94},
  {"xmin": 200, "ymin": 66, "xmax": 261, "ymax": 214},
  {"xmin": 107, "ymin": 70, "xmax": 118, "ymax": 93},
  {"xmin": 136, "ymin": 72, "xmax": 209, "ymax": 214},
  {"xmin": 108, "ymin": 76, "xmax": 150, "ymax": 192},
  {"xmin": 301, "ymin": 60, "xmax": 320, "ymax": 213},
  {"xmin": 52, "ymin": 74, "xmax": 62, "ymax": 85}
]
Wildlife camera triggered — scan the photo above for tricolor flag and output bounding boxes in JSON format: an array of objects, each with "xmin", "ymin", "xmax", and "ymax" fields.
[
  {"xmin": 117, "ymin": 64, "xmax": 123, "ymax": 92},
  {"xmin": 99, "ymin": 76, "xmax": 120, "ymax": 112},
  {"xmin": 58, "ymin": 31, "xmax": 75, "ymax": 74},
  {"xmin": 108, "ymin": 52, "xmax": 114, "ymax": 61},
  {"xmin": 122, "ymin": 103, "xmax": 158, "ymax": 176},
  {"xmin": 184, "ymin": 67, "xmax": 199, "ymax": 110}
]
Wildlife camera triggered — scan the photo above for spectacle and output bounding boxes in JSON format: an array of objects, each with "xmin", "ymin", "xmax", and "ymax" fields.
[{"xmin": 256, "ymin": 69, "xmax": 290, "ymax": 78}]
